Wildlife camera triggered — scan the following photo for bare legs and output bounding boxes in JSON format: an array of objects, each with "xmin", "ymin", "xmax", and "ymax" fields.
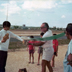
[
  {"xmin": 42, "ymin": 60, "xmax": 53, "ymax": 72},
  {"xmin": 51, "ymin": 55, "xmax": 55, "ymax": 67},
  {"xmin": 37, "ymin": 54, "xmax": 40, "ymax": 64},
  {"xmin": 29, "ymin": 53, "xmax": 34, "ymax": 63}
]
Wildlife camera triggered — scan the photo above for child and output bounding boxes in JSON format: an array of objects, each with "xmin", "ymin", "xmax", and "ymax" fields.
[
  {"xmin": 37, "ymin": 32, "xmax": 44, "ymax": 65},
  {"xmin": 27, "ymin": 36, "xmax": 35, "ymax": 64},
  {"xmin": 0, "ymin": 21, "xmax": 24, "ymax": 72},
  {"xmin": 51, "ymin": 34, "xmax": 58, "ymax": 67}
]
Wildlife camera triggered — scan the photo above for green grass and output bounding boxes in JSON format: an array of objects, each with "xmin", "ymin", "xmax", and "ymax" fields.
[
  {"xmin": 9, "ymin": 41, "xmax": 27, "ymax": 49},
  {"xmin": 9, "ymin": 39, "xmax": 70, "ymax": 49},
  {"xmin": 58, "ymin": 39, "xmax": 70, "ymax": 45}
]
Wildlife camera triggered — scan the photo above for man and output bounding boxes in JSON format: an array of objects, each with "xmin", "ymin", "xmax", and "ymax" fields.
[
  {"xmin": 63, "ymin": 23, "xmax": 72, "ymax": 72},
  {"xmin": 28, "ymin": 22, "xmax": 54, "ymax": 72},
  {"xmin": 0, "ymin": 21, "xmax": 24, "ymax": 72}
]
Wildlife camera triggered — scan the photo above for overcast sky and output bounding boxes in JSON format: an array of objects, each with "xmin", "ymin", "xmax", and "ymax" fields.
[{"xmin": 0, "ymin": 0, "xmax": 72, "ymax": 28}]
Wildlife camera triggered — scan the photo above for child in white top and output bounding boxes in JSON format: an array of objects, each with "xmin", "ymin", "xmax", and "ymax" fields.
[{"xmin": 0, "ymin": 21, "xmax": 24, "ymax": 72}]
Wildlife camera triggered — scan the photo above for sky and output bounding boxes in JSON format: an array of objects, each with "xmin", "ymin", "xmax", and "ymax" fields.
[{"xmin": 0, "ymin": 0, "xmax": 72, "ymax": 28}]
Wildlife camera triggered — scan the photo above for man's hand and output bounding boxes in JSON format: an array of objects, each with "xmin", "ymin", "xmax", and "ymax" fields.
[
  {"xmin": 67, "ymin": 62, "xmax": 72, "ymax": 67},
  {"xmin": 1, "ymin": 39, "xmax": 6, "ymax": 43},
  {"xmin": 67, "ymin": 53, "xmax": 72, "ymax": 62},
  {"xmin": 67, "ymin": 53, "xmax": 72, "ymax": 67},
  {"xmin": 56, "ymin": 52, "xmax": 58, "ymax": 56}
]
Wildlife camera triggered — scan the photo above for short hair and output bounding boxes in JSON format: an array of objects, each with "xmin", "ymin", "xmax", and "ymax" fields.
[
  {"xmin": 3, "ymin": 21, "xmax": 11, "ymax": 28},
  {"xmin": 66, "ymin": 23, "xmax": 72, "ymax": 36},
  {"xmin": 42, "ymin": 22, "xmax": 49, "ymax": 30},
  {"xmin": 53, "ymin": 34, "xmax": 57, "ymax": 35},
  {"xmin": 30, "ymin": 36, "xmax": 34, "ymax": 38},
  {"xmin": 40, "ymin": 32, "xmax": 44, "ymax": 36}
]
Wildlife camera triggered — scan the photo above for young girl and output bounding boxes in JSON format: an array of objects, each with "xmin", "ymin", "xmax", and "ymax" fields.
[
  {"xmin": 27, "ymin": 36, "xmax": 35, "ymax": 64},
  {"xmin": 51, "ymin": 34, "xmax": 58, "ymax": 67}
]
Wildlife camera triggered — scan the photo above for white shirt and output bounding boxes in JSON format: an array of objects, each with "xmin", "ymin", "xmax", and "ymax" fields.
[
  {"xmin": 0, "ymin": 29, "xmax": 23, "ymax": 51},
  {"xmin": 63, "ymin": 39, "xmax": 72, "ymax": 72},
  {"xmin": 68, "ymin": 39, "xmax": 72, "ymax": 55},
  {"xmin": 42, "ymin": 29, "xmax": 53, "ymax": 48}
]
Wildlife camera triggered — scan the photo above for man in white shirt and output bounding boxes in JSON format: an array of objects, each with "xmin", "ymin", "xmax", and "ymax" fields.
[
  {"xmin": 0, "ymin": 21, "xmax": 24, "ymax": 72},
  {"xmin": 63, "ymin": 23, "xmax": 72, "ymax": 72},
  {"xmin": 28, "ymin": 22, "xmax": 54, "ymax": 72}
]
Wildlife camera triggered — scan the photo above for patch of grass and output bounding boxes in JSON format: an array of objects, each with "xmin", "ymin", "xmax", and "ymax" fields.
[
  {"xmin": 58, "ymin": 39, "xmax": 70, "ymax": 45},
  {"xmin": 9, "ymin": 39, "xmax": 70, "ymax": 49},
  {"xmin": 9, "ymin": 41, "xmax": 27, "ymax": 49}
]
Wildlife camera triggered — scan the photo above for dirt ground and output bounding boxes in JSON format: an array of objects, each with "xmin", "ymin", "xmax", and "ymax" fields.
[
  {"xmin": 9, "ymin": 30, "xmax": 64, "ymax": 36},
  {"xmin": 6, "ymin": 45, "xmax": 68, "ymax": 72}
]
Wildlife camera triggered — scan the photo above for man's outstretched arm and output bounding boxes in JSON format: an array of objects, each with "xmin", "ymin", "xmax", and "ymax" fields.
[{"xmin": 28, "ymin": 41, "xmax": 45, "ymax": 46}]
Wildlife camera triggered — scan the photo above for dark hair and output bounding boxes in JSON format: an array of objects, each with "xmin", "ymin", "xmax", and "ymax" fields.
[
  {"xmin": 3, "ymin": 21, "xmax": 11, "ymax": 28},
  {"xmin": 53, "ymin": 34, "xmax": 57, "ymax": 35},
  {"xmin": 40, "ymin": 32, "xmax": 44, "ymax": 36},
  {"xmin": 66, "ymin": 23, "xmax": 72, "ymax": 36},
  {"xmin": 43, "ymin": 22, "xmax": 49, "ymax": 30},
  {"xmin": 30, "ymin": 36, "xmax": 34, "ymax": 38}
]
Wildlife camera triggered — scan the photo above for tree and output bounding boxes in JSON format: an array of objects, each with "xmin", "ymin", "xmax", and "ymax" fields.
[{"xmin": 13, "ymin": 26, "xmax": 19, "ymax": 29}]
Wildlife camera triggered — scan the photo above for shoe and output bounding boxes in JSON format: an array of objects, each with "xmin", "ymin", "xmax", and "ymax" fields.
[
  {"xmin": 32, "ymin": 62, "xmax": 34, "ymax": 64},
  {"xmin": 37, "ymin": 64, "xmax": 40, "ymax": 65}
]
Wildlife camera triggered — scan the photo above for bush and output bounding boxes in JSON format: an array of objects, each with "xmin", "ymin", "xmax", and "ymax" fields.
[{"xmin": 9, "ymin": 41, "xmax": 27, "ymax": 49}]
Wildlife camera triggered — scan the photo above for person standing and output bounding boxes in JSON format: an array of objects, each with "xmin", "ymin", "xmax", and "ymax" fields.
[
  {"xmin": 28, "ymin": 22, "xmax": 54, "ymax": 72},
  {"xmin": 0, "ymin": 21, "xmax": 24, "ymax": 72},
  {"xmin": 51, "ymin": 34, "xmax": 58, "ymax": 67},
  {"xmin": 63, "ymin": 23, "xmax": 72, "ymax": 72},
  {"xmin": 37, "ymin": 32, "xmax": 44, "ymax": 65},
  {"xmin": 27, "ymin": 36, "xmax": 35, "ymax": 64}
]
